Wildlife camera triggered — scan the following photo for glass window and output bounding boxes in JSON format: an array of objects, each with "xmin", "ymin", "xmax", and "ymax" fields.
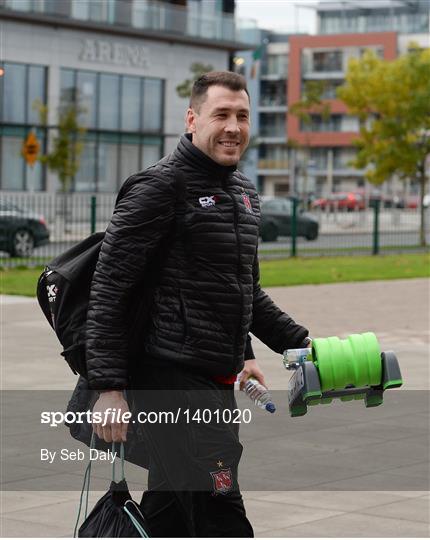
[
  {"xmin": 141, "ymin": 138, "xmax": 161, "ymax": 169},
  {"xmin": 313, "ymin": 51, "xmax": 343, "ymax": 72},
  {"xmin": 74, "ymin": 139, "xmax": 96, "ymax": 192},
  {"xmin": 99, "ymin": 73, "xmax": 120, "ymax": 130},
  {"xmin": 120, "ymin": 135, "xmax": 140, "ymax": 180},
  {"xmin": 302, "ymin": 115, "xmax": 341, "ymax": 132},
  {"xmin": 71, "ymin": 0, "xmax": 90, "ymax": 19},
  {"xmin": 142, "ymin": 79, "xmax": 162, "ymax": 131},
  {"xmin": 26, "ymin": 157, "xmax": 44, "ymax": 191},
  {"xmin": 262, "ymin": 199, "xmax": 288, "ymax": 213},
  {"xmin": 97, "ymin": 134, "xmax": 119, "ymax": 192},
  {"xmin": 1, "ymin": 136, "xmax": 25, "ymax": 190},
  {"xmin": 44, "ymin": 0, "xmax": 70, "ymax": 16},
  {"xmin": 121, "ymin": 76, "xmax": 141, "ymax": 132},
  {"xmin": 27, "ymin": 66, "xmax": 46, "ymax": 125},
  {"xmin": 77, "ymin": 71, "xmax": 97, "ymax": 128},
  {"xmin": 5, "ymin": 0, "xmax": 31, "ymax": 11},
  {"xmin": 3, "ymin": 63, "xmax": 26, "ymax": 123},
  {"xmin": 89, "ymin": 0, "xmax": 115, "ymax": 23},
  {"xmin": 60, "ymin": 69, "xmax": 76, "ymax": 107}
]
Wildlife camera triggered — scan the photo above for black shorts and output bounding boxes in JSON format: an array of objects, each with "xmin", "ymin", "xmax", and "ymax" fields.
[{"xmin": 129, "ymin": 364, "xmax": 253, "ymax": 537}]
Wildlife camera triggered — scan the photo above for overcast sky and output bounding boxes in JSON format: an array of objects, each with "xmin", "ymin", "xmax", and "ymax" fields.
[{"xmin": 235, "ymin": 0, "xmax": 319, "ymax": 35}]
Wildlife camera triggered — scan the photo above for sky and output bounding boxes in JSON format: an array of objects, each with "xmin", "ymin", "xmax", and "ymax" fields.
[{"xmin": 235, "ymin": 0, "xmax": 319, "ymax": 35}]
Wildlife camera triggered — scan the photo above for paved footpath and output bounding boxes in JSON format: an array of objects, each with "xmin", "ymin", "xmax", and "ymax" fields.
[{"xmin": 1, "ymin": 278, "xmax": 429, "ymax": 537}]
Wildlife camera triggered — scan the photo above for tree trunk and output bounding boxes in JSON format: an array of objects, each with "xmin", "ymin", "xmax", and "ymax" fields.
[{"xmin": 418, "ymin": 165, "xmax": 427, "ymax": 247}]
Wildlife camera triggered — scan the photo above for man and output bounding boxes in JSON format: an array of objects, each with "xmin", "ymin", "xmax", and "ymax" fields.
[{"xmin": 86, "ymin": 71, "xmax": 310, "ymax": 537}]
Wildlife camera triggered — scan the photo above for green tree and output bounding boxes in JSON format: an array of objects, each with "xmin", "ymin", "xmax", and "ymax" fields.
[
  {"xmin": 34, "ymin": 99, "xmax": 87, "ymax": 193},
  {"xmin": 176, "ymin": 62, "xmax": 214, "ymax": 99},
  {"xmin": 337, "ymin": 46, "xmax": 430, "ymax": 246},
  {"xmin": 289, "ymin": 81, "xmax": 331, "ymax": 200}
]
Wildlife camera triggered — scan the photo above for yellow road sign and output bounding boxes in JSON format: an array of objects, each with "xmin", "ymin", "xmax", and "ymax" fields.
[{"xmin": 22, "ymin": 131, "xmax": 40, "ymax": 166}]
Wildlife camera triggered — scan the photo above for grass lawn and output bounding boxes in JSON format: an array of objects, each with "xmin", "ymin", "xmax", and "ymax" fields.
[
  {"xmin": 1, "ymin": 253, "xmax": 429, "ymax": 297},
  {"xmin": 259, "ymin": 252, "xmax": 430, "ymax": 287}
]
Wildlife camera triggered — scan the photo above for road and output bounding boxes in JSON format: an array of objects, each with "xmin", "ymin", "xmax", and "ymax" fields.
[{"xmin": 260, "ymin": 230, "xmax": 430, "ymax": 253}]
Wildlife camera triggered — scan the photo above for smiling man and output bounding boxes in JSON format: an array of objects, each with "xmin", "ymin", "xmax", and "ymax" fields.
[
  {"xmin": 186, "ymin": 80, "xmax": 251, "ymax": 166},
  {"xmin": 86, "ymin": 72, "xmax": 310, "ymax": 537}
]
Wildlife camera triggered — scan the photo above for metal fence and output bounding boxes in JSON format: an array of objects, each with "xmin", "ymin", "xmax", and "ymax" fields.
[
  {"xmin": 0, "ymin": 193, "xmax": 429, "ymax": 269},
  {"xmin": 259, "ymin": 201, "xmax": 430, "ymax": 260}
]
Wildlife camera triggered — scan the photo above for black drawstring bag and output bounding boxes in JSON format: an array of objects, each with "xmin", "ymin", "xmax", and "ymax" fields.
[{"xmin": 75, "ymin": 435, "xmax": 150, "ymax": 538}]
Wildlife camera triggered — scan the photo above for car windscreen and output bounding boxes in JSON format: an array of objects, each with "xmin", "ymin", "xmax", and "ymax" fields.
[{"xmin": 262, "ymin": 199, "xmax": 292, "ymax": 214}]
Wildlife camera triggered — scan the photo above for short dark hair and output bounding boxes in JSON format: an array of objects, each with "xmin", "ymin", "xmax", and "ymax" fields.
[{"xmin": 190, "ymin": 71, "xmax": 249, "ymax": 111}]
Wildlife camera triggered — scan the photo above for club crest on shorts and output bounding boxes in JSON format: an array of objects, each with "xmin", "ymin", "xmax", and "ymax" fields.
[
  {"xmin": 242, "ymin": 192, "xmax": 253, "ymax": 214},
  {"xmin": 210, "ymin": 468, "xmax": 233, "ymax": 493}
]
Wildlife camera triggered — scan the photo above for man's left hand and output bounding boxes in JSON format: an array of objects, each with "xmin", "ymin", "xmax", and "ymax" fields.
[{"xmin": 238, "ymin": 359, "xmax": 266, "ymax": 390}]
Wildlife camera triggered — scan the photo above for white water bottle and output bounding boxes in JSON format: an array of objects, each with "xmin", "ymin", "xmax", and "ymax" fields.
[{"xmin": 237, "ymin": 377, "xmax": 276, "ymax": 413}]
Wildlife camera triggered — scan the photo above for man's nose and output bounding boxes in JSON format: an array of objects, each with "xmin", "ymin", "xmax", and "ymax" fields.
[{"xmin": 224, "ymin": 118, "xmax": 240, "ymax": 133}]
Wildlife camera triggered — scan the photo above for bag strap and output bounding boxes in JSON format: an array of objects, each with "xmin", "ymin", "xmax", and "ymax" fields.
[
  {"xmin": 73, "ymin": 432, "xmax": 95, "ymax": 537},
  {"xmin": 111, "ymin": 440, "xmax": 125, "ymax": 483},
  {"xmin": 124, "ymin": 501, "xmax": 150, "ymax": 538},
  {"xmin": 73, "ymin": 435, "xmax": 127, "ymax": 537}
]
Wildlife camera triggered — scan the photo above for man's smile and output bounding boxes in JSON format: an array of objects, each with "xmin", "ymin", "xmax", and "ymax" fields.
[{"xmin": 218, "ymin": 141, "xmax": 240, "ymax": 147}]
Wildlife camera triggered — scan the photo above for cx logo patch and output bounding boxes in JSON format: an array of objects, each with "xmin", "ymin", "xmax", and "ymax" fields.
[
  {"xmin": 210, "ymin": 468, "xmax": 233, "ymax": 494},
  {"xmin": 199, "ymin": 195, "xmax": 219, "ymax": 208}
]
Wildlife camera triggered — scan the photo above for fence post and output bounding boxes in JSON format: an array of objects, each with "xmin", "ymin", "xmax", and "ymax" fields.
[
  {"xmin": 291, "ymin": 197, "xmax": 298, "ymax": 257},
  {"xmin": 90, "ymin": 196, "xmax": 97, "ymax": 234},
  {"xmin": 372, "ymin": 198, "xmax": 380, "ymax": 255}
]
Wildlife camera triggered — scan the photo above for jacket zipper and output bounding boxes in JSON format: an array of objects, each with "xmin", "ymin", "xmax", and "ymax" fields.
[{"xmin": 223, "ymin": 179, "xmax": 244, "ymax": 366}]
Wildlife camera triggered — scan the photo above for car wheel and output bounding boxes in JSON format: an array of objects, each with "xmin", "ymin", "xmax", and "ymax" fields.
[
  {"xmin": 305, "ymin": 226, "xmax": 318, "ymax": 241},
  {"xmin": 261, "ymin": 223, "xmax": 278, "ymax": 242},
  {"xmin": 11, "ymin": 229, "xmax": 34, "ymax": 257}
]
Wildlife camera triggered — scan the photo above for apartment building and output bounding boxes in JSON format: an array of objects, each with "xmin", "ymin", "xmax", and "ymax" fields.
[
  {"xmin": 0, "ymin": 0, "xmax": 255, "ymax": 192},
  {"xmin": 239, "ymin": 0, "xmax": 430, "ymax": 197}
]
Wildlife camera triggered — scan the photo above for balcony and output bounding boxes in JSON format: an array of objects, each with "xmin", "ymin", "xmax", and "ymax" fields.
[
  {"xmin": 0, "ymin": 0, "xmax": 258, "ymax": 46},
  {"xmin": 259, "ymin": 124, "xmax": 285, "ymax": 138},
  {"xmin": 258, "ymin": 159, "xmax": 289, "ymax": 174},
  {"xmin": 259, "ymin": 95, "xmax": 287, "ymax": 113},
  {"xmin": 302, "ymin": 53, "xmax": 344, "ymax": 79}
]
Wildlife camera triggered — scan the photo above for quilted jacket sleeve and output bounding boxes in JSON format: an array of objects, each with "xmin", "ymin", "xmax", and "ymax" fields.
[
  {"xmin": 86, "ymin": 172, "xmax": 176, "ymax": 390},
  {"xmin": 244, "ymin": 334, "xmax": 255, "ymax": 360},
  {"xmin": 250, "ymin": 252, "xmax": 309, "ymax": 353}
]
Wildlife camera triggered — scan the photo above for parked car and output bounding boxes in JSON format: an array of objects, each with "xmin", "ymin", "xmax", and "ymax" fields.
[
  {"xmin": 360, "ymin": 190, "xmax": 404, "ymax": 209},
  {"xmin": 312, "ymin": 192, "xmax": 365, "ymax": 211},
  {"xmin": 370, "ymin": 194, "xmax": 404, "ymax": 209},
  {"xmin": 260, "ymin": 197, "xmax": 319, "ymax": 242},
  {"xmin": 0, "ymin": 201, "xmax": 50, "ymax": 257},
  {"xmin": 404, "ymin": 196, "xmax": 419, "ymax": 209}
]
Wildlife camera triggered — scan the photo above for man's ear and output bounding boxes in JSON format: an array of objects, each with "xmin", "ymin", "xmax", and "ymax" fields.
[{"xmin": 186, "ymin": 108, "xmax": 197, "ymax": 133}]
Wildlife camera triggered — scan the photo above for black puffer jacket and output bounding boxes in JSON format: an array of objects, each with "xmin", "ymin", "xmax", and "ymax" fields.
[{"xmin": 86, "ymin": 134, "xmax": 308, "ymax": 390}]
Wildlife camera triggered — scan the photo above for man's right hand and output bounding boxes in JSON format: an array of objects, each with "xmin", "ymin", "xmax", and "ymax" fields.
[{"xmin": 92, "ymin": 390, "xmax": 130, "ymax": 443}]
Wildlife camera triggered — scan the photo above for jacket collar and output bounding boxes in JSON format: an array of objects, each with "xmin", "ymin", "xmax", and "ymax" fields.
[{"xmin": 174, "ymin": 133, "xmax": 237, "ymax": 179}]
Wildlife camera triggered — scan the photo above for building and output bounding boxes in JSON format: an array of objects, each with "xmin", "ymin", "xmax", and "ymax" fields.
[
  {"xmin": 235, "ymin": 29, "xmax": 291, "ymax": 196},
  {"xmin": 288, "ymin": 30, "xmax": 398, "ymax": 197},
  {"xmin": 289, "ymin": 0, "xmax": 430, "ymax": 197},
  {"xmin": 238, "ymin": 0, "xmax": 430, "ymax": 197},
  {"xmin": 0, "ymin": 0, "xmax": 256, "ymax": 193}
]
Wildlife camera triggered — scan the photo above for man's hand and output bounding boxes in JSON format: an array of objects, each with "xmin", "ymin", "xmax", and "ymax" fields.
[
  {"xmin": 238, "ymin": 359, "xmax": 266, "ymax": 390},
  {"xmin": 92, "ymin": 390, "xmax": 130, "ymax": 443}
]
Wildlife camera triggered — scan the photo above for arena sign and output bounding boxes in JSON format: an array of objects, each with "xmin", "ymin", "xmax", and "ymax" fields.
[{"xmin": 79, "ymin": 39, "xmax": 150, "ymax": 69}]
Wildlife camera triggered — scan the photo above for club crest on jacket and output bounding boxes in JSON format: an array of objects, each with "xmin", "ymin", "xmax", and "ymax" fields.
[{"xmin": 242, "ymin": 192, "xmax": 253, "ymax": 214}]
